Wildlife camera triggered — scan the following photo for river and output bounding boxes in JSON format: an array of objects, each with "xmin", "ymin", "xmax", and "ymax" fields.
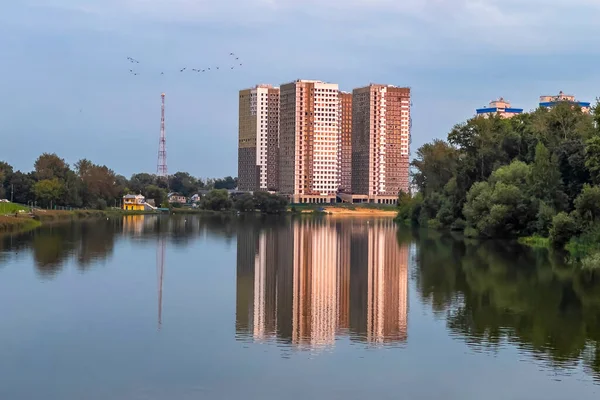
[{"xmin": 0, "ymin": 215, "xmax": 599, "ymax": 399}]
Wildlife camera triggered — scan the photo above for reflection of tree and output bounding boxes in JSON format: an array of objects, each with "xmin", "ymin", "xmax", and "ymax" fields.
[{"xmin": 410, "ymin": 231, "xmax": 600, "ymax": 380}]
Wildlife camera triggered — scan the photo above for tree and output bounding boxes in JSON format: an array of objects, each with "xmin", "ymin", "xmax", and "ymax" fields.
[
  {"xmin": 7, "ymin": 171, "xmax": 34, "ymax": 204},
  {"xmin": 129, "ymin": 173, "xmax": 156, "ymax": 194},
  {"xmin": 530, "ymin": 142, "xmax": 565, "ymax": 210},
  {"xmin": 253, "ymin": 192, "xmax": 288, "ymax": 214},
  {"xmin": 169, "ymin": 172, "xmax": 201, "ymax": 197},
  {"xmin": 463, "ymin": 161, "xmax": 535, "ymax": 237},
  {"xmin": 33, "ymin": 178, "xmax": 64, "ymax": 208},
  {"xmin": 200, "ymin": 189, "xmax": 232, "ymax": 211},
  {"xmin": 34, "ymin": 153, "xmax": 70, "ymax": 181},
  {"xmin": 214, "ymin": 176, "xmax": 237, "ymax": 190},
  {"xmin": 143, "ymin": 185, "xmax": 167, "ymax": 207},
  {"xmin": 585, "ymin": 136, "xmax": 600, "ymax": 185},
  {"xmin": 234, "ymin": 193, "xmax": 255, "ymax": 212},
  {"xmin": 574, "ymin": 185, "xmax": 600, "ymax": 225},
  {"xmin": 0, "ymin": 161, "xmax": 14, "ymax": 199},
  {"xmin": 412, "ymin": 140, "xmax": 458, "ymax": 196}
]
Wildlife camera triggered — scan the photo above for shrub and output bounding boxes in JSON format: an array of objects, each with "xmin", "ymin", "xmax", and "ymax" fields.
[{"xmin": 549, "ymin": 212, "xmax": 580, "ymax": 248}]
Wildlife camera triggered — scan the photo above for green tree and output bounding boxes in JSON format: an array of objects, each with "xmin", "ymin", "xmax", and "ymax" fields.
[
  {"xmin": 33, "ymin": 178, "xmax": 64, "ymax": 208},
  {"xmin": 7, "ymin": 171, "xmax": 34, "ymax": 204},
  {"xmin": 574, "ymin": 184, "xmax": 600, "ymax": 225},
  {"xmin": 234, "ymin": 193, "xmax": 255, "ymax": 212},
  {"xmin": 0, "ymin": 161, "xmax": 14, "ymax": 199},
  {"xmin": 200, "ymin": 189, "xmax": 232, "ymax": 211},
  {"xmin": 585, "ymin": 136, "xmax": 600, "ymax": 185},
  {"xmin": 34, "ymin": 153, "xmax": 70, "ymax": 181}
]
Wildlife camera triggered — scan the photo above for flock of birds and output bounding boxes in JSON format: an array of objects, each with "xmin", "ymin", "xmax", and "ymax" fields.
[{"xmin": 126, "ymin": 53, "xmax": 243, "ymax": 76}]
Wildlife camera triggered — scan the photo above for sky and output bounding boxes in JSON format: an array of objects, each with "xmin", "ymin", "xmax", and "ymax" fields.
[{"xmin": 2, "ymin": 0, "xmax": 600, "ymax": 178}]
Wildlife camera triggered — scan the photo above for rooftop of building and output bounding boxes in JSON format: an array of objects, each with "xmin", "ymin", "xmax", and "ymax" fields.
[{"xmin": 123, "ymin": 194, "xmax": 144, "ymax": 199}]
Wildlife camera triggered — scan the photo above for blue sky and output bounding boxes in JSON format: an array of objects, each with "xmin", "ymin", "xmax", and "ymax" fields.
[{"xmin": 2, "ymin": 0, "xmax": 600, "ymax": 178}]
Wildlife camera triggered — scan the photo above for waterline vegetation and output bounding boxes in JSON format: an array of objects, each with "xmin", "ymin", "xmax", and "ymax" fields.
[{"xmin": 399, "ymin": 101, "xmax": 600, "ymax": 268}]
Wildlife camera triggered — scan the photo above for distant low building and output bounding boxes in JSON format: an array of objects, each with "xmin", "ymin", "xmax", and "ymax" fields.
[
  {"xmin": 122, "ymin": 194, "xmax": 146, "ymax": 211},
  {"xmin": 476, "ymin": 98, "xmax": 523, "ymax": 119},
  {"xmin": 539, "ymin": 91, "xmax": 591, "ymax": 114},
  {"xmin": 167, "ymin": 193, "xmax": 186, "ymax": 204}
]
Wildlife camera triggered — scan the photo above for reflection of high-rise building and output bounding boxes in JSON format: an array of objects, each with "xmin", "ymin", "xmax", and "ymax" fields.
[
  {"xmin": 235, "ymin": 218, "xmax": 409, "ymax": 351},
  {"xmin": 350, "ymin": 219, "xmax": 409, "ymax": 344}
]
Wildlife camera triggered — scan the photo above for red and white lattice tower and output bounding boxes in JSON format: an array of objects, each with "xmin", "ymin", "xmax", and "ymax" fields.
[{"xmin": 157, "ymin": 93, "xmax": 168, "ymax": 177}]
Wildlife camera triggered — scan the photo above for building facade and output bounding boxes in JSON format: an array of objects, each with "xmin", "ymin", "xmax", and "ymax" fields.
[
  {"xmin": 122, "ymin": 194, "xmax": 146, "ymax": 211},
  {"xmin": 338, "ymin": 91, "xmax": 353, "ymax": 193},
  {"xmin": 539, "ymin": 91, "xmax": 591, "ymax": 114},
  {"xmin": 476, "ymin": 97, "xmax": 523, "ymax": 118},
  {"xmin": 279, "ymin": 80, "xmax": 340, "ymax": 203},
  {"xmin": 351, "ymin": 84, "xmax": 410, "ymax": 203},
  {"xmin": 238, "ymin": 84, "xmax": 280, "ymax": 191}
]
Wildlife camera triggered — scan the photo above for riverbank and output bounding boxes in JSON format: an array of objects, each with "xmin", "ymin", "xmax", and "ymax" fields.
[{"xmin": 291, "ymin": 204, "xmax": 398, "ymax": 216}]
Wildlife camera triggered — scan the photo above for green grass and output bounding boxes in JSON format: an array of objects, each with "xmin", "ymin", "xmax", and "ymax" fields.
[
  {"xmin": 518, "ymin": 235, "xmax": 550, "ymax": 248},
  {"xmin": 0, "ymin": 202, "xmax": 30, "ymax": 215}
]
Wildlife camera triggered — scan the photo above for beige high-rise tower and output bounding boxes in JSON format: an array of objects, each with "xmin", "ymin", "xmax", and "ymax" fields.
[
  {"xmin": 338, "ymin": 91, "xmax": 353, "ymax": 193},
  {"xmin": 279, "ymin": 80, "xmax": 340, "ymax": 203},
  {"xmin": 238, "ymin": 84, "xmax": 280, "ymax": 191},
  {"xmin": 351, "ymin": 84, "xmax": 410, "ymax": 203}
]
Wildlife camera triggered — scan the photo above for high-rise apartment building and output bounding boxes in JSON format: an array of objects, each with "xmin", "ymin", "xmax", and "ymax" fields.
[
  {"xmin": 351, "ymin": 84, "xmax": 410, "ymax": 203},
  {"xmin": 338, "ymin": 91, "xmax": 353, "ymax": 193},
  {"xmin": 476, "ymin": 97, "xmax": 523, "ymax": 119},
  {"xmin": 279, "ymin": 80, "xmax": 340, "ymax": 203},
  {"xmin": 238, "ymin": 84, "xmax": 280, "ymax": 191},
  {"xmin": 539, "ymin": 91, "xmax": 591, "ymax": 114}
]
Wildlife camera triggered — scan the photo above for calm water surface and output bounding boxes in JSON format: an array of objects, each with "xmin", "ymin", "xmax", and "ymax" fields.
[{"xmin": 1, "ymin": 215, "xmax": 599, "ymax": 399}]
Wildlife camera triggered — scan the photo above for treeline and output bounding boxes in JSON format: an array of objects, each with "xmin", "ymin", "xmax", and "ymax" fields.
[
  {"xmin": 400, "ymin": 101, "xmax": 600, "ymax": 264},
  {"xmin": 0, "ymin": 153, "xmax": 238, "ymax": 209},
  {"xmin": 198, "ymin": 190, "xmax": 288, "ymax": 214}
]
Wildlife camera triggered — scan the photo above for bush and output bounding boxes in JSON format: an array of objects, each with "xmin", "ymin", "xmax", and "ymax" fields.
[
  {"xmin": 549, "ymin": 212, "xmax": 580, "ymax": 248},
  {"xmin": 450, "ymin": 218, "xmax": 466, "ymax": 231}
]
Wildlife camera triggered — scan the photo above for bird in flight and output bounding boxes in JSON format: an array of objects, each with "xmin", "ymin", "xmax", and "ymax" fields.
[
  {"xmin": 127, "ymin": 57, "xmax": 140, "ymax": 64},
  {"xmin": 230, "ymin": 52, "xmax": 234, "ymax": 56},
  {"xmin": 180, "ymin": 67, "xmax": 186, "ymax": 72}
]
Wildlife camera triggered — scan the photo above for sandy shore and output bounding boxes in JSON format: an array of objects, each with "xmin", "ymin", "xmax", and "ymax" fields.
[{"xmin": 301, "ymin": 207, "xmax": 397, "ymax": 216}]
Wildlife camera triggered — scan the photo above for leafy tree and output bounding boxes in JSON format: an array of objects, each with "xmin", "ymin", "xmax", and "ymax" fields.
[
  {"xmin": 550, "ymin": 212, "xmax": 579, "ymax": 248},
  {"xmin": 463, "ymin": 161, "xmax": 535, "ymax": 237},
  {"xmin": 412, "ymin": 140, "xmax": 457, "ymax": 196},
  {"xmin": 585, "ymin": 136, "xmax": 600, "ymax": 185},
  {"xmin": 234, "ymin": 193, "xmax": 255, "ymax": 212},
  {"xmin": 214, "ymin": 176, "xmax": 237, "ymax": 190},
  {"xmin": 33, "ymin": 178, "xmax": 64, "ymax": 208},
  {"xmin": 143, "ymin": 185, "xmax": 167, "ymax": 207},
  {"xmin": 169, "ymin": 172, "xmax": 202, "ymax": 197},
  {"xmin": 34, "ymin": 153, "xmax": 69, "ymax": 181},
  {"xmin": 200, "ymin": 189, "xmax": 232, "ymax": 211},
  {"xmin": 574, "ymin": 185, "xmax": 600, "ymax": 225},
  {"xmin": 0, "ymin": 161, "xmax": 13, "ymax": 198},
  {"xmin": 7, "ymin": 171, "xmax": 34, "ymax": 204},
  {"xmin": 253, "ymin": 192, "xmax": 288, "ymax": 214}
]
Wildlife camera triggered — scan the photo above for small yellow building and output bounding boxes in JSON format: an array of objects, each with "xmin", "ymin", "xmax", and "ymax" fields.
[{"xmin": 122, "ymin": 194, "xmax": 146, "ymax": 211}]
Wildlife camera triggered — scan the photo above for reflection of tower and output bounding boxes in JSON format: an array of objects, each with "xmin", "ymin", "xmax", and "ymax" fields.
[
  {"xmin": 157, "ymin": 236, "xmax": 166, "ymax": 330},
  {"xmin": 235, "ymin": 218, "xmax": 409, "ymax": 351},
  {"xmin": 292, "ymin": 220, "xmax": 338, "ymax": 349},
  {"xmin": 350, "ymin": 219, "xmax": 409, "ymax": 344}
]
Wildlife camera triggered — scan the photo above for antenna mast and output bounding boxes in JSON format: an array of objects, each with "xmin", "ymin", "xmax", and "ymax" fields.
[{"xmin": 157, "ymin": 93, "xmax": 168, "ymax": 177}]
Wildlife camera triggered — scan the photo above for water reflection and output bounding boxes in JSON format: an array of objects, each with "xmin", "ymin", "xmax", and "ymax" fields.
[
  {"xmin": 2, "ymin": 215, "xmax": 600, "ymax": 384},
  {"xmin": 235, "ymin": 218, "xmax": 409, "ymax": 349},
  {"xmin": 407, "ymin": 230, "xmax": 600, "ymax": 381}
]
